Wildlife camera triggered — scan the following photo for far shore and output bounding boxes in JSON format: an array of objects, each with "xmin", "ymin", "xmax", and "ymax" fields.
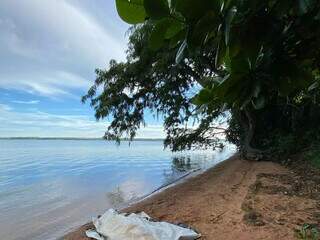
[
  {"xmin": 0, "ymin": 137, "xmax": 165, "ymax": 141},
  {"xmin": 64, "ymin": 155, "xmax": 320, "ymax": 240}
]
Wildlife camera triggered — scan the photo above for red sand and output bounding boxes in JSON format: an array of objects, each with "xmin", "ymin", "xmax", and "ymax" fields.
[{"xmin": 64, "ymin": 156, "xmax": 320, "ymax": 240}]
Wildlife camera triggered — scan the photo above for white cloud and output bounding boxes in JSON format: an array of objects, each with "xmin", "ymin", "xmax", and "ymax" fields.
[
  {"xmin": 0, "ymin": 1, "xmax": 166, "ymax": 138},
  {"xmin": 0, "ymin": 103, "xmax": 12, "ymax": 111},
  {"xmin": 12, "ymin": 100, "xmax": 39, "ymax": 105},
  {"xmin": 0, "ymin": 0, "xmax": 127, "ymax": 97},
  {"xmin": 0, "ymin": 104, "xmax": 165, "ymax": 139}
]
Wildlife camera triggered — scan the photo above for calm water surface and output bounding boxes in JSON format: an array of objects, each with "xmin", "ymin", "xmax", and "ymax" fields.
[{"xmin": 0, "ymin": 139, "xmax": 236, "ymax": 240}]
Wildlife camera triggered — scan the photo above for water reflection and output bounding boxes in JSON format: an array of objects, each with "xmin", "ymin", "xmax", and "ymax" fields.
[
  {"xmin": 172, "ymin": 156, "xmax": 193, "ymax": 171},
  {"xmin": 0, "ymin": 139, "xmax": 236, "ymax": 240},
  {"xmin": 162, "ymin": 156, "xmax": 195, "ymax": 185},
  {"xmin": 105, "ymin": 178, "xmax": 148, "ymax": 208},
  {"xmin": 106, "ymin": 153, "xmax": 219, "ymax": 208},
  {"xmin": 106, "ymin": 187, "xmax": 126, "ymax": 207}
]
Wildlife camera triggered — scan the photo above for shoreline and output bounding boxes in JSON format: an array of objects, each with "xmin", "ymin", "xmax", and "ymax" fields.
[
  {"xmin": 121, "ymin": 151, "xmax": 235, "ymax": 211},
  {"xmin": 64, "ymin": 155, "xmax": 320, "ymax": 240},
  {"xmin": 125, "ymin": 167, "xmax": 202, "ymax": 208},
  {"xmin": 62, "ymin": 155, "xmax": 237, "ymax": 239}
]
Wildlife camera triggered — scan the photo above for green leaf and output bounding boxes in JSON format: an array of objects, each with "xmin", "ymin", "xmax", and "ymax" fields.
[
  {"xmin": 230, "ymin": 52, "xmax": 250, "ymax": 75},
  {"xmin": 175, "ymin": 39, "xmax": 187, "ymax": 64},
  {"xmin": 224, "ymin": 0, "xmax": 236, "ymax": 11},
  {"xmin": 225, "ymin": 6, "xmax": 237, "ymax": 46},
  {"xmin": 252, "ymin": 95, "xmax": 265, "ymax": 110},
  {"xmin": 215, "ymin": 38, "xmax": 226, "ymax": 68},
  {"xmin": 198, "ymin": 76, "xmax": 223, "ymax": 87},
  {"xmin": 168, "ymin": 29, "xmax": 186, "ymax": 48},
  {"xmin": 149, "ymin": 17, "xmax": 185, "ymax": 50},
  {"xmin": 224, "ymin": 47, "xmax": 231, "ymax": 72},
  {"xmin": 144, "ymin": 0, "xmax": 170, "ymax": 19},
  {"xmin": 308, "ymin": 82, "xmax": 319, "ymax": 91},
  {"xmin": 193, "ymin": 88, "xmax": 212, "ymax": 105},
  {"xmin": 174, "ymin": 0, "xmax": 220, "ymax": 20},
  {"xmin": 253, "ymin": 84, "xmax": 261, "ymax": 98},
  {"xmin": 149, "ymin": 18, "xmax": 171, "ymax": 50},
  {"xmin": 190, "ymin": 11, "xmax": 218, "ymax": 46},
  {"xmin": 115, "ymin": 0, "xmax": 146, "ymax": 24},
  {"xmin": 165, "ymin": 19, "xmax": 185, "ymax": 39}
]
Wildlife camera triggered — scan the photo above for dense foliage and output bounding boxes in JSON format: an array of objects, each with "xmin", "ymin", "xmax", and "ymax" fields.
[{"xmin": 84, "ymin": 0, "xmax": 320, "ymax": 159}]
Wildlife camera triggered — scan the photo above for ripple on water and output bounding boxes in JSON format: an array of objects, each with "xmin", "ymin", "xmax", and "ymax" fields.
[{"xmin": 0, "ymin": 139, "xmax": 236, "ymax": 240}]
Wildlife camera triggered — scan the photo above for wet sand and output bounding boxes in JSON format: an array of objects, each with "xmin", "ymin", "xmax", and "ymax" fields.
[{"xmin": 64, "ymin": 155, "xmax": 320, "ymax": 240}]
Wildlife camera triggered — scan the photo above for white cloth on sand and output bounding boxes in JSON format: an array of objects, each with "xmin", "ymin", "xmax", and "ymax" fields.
[{"xmin": 85, "ymin": 208, "xmax": 200, "ymax": 240}]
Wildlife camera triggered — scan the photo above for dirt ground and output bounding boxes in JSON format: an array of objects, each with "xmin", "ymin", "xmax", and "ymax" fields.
[{"xmin": 63, "ymin": 155, "xmax": 320, "ymax": 240}]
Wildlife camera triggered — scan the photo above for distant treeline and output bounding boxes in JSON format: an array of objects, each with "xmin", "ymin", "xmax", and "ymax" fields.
[{"xmin": 0, "ymin": 137, "xmax": 164, "ymax": 141}]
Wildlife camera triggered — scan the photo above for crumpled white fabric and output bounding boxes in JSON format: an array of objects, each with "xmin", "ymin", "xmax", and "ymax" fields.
[{"xmin": 85, "ymin": 209, "xmax": 200, "ymax": 240}]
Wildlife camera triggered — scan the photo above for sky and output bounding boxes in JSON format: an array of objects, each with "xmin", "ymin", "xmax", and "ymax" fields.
[{"xmin": 0, "ymin": 0, "xmax": 165, "ymax": 138}]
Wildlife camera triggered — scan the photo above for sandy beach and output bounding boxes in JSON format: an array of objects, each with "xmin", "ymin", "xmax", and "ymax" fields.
[{"xmin": 64, "ymin": 155, "xmax": 320, "ymax": 240}]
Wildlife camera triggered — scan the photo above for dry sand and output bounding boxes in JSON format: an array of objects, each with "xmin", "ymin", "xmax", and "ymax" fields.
[{"xmin": 64, "ymin": 155, "xmax": 320, "ymax": 240}]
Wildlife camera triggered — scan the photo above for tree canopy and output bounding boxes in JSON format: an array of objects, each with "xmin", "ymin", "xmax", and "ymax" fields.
[{"xmin": 83, "ymin": 0, "xmax": 320, "ymax": 159}]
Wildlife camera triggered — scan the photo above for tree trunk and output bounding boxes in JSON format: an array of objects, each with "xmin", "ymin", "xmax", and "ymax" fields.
[{"xmin": 241, "ymin": 108, "xmax": 264, "ymax": 160}]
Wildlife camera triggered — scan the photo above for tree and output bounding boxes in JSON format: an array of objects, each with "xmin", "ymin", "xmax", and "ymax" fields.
[
  {"xmin": 84, "ymin": 0, "xmax": 320, "ymax": 159},
  {"xmin": 83, "ymin": 23, "xmax": 226, "ymax": 151}
]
